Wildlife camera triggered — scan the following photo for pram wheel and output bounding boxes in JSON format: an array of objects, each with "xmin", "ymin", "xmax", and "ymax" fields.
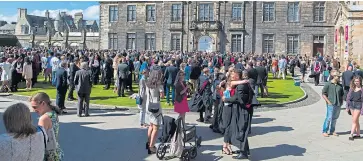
[
  {"xmin": 180, "ymin": 149, "xmax": 190, "ymax": 161},
  {"xmin": 156, "ymin": 144, "xmax": 167, "ymax": 160},
  {"xmin": 189, "ymin": 147, "xmax": 197, "ymax": 159}
]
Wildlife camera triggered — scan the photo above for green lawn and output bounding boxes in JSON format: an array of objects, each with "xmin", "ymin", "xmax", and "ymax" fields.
[
  {"xmin": 15, "ymin": 74, "xmax": 304, "ymax": 108},
  {"xmin": 258, "ymin": 75, "xmax": 305, "ymax": 105}
]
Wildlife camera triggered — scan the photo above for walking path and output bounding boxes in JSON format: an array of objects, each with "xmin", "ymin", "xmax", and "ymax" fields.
[{"xmin": 0, "ymin": 81, "xmax": 361, "ymax": 161}]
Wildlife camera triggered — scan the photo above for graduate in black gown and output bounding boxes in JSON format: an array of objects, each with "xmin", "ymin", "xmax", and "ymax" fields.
[{"xmin": 222, "ymin": 69, "xmax": 254, "ymax": 160}]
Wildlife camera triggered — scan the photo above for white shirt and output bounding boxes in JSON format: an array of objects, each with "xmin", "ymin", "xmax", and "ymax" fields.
[{"xmin": 50, "ymin": 57, "xmax": 60, "ymax": 72}]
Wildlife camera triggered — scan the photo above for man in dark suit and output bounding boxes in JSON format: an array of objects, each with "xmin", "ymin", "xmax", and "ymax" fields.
[
  {"xmin": 223, "ymin": 56, "xmax": 232, "ymax": 73},
  {"xmin": 164, "ymin": 60, "xmax": 179, "ymax": 105},
  {"xmin": 126, "ymin": 56, "xmax": 134, "ymax": 92},
  {"xmin": 235, "ymin": 58, "xmax": 244, "ymax": 71},
  {"xmin": 247, "ymin": 62, "xmax": 258, "ymax": 96},
  {"xmin": 342, "ymin": 65, "xmax": 354, "ymax": 100},
  {"xmin": 67, "ymin": 58, "xmax": 80, "ymax": 101},
  {"xmin": 354, "ymin": 65, "xmax": 363, "ymax": 79},
  {"xmin": 255, "ymin": 61, "xmax": 268, "ymax": 97},
  {"xmin": 117, "ymin": 57, "xmax": 129, "ymax": 97},
  {"xmin": 56, "ymin": 61, "xmax": 68, "ymax": 114},
  {"xmin": 74, "ymin": 62, "xmax": 92, "ymax": 117}
]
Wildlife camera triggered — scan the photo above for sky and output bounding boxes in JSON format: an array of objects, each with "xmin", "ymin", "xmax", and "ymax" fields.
[{"xmin": 0, "ymin": 1, "xmax": 99, "ymax": 23}]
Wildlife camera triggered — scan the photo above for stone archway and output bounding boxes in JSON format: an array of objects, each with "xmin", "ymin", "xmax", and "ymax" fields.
[{"xmin": 198, "ymin": 35, "xmax": 213, "ymax": 52}]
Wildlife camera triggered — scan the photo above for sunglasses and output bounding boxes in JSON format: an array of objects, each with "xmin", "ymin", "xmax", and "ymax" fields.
[{"xmin": 31, "ymin": 101, "xmax": 44, "ymax": 109}]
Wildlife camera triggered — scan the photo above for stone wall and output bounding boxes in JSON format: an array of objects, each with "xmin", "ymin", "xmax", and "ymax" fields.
[{"xmin": 100, "ymin": 1, "xmax": 339, "ymax": 56}]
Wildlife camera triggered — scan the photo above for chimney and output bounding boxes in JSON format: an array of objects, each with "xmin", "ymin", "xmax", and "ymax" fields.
[
  {"xmin": 61, "ymin": 11, "xmax": 66, "ymax": 17},
  {"xmin": 18, "ymin": 8, "xmax": 27, "ymax": 19},
  {"xmin": 45, "ymin": 10, "xmax": 50, "ymax": 18},
  {"xmin": 74, "ymin": 12, "xmax": 83, "ymax": 22}
]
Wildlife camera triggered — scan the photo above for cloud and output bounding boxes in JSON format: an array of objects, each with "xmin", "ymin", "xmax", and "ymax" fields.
[
  {"xmin": 0, "ymin": 14, "xmax": 17, "ymax": 23},
  {"xmin": 0, "ymin": 5, "xmax": 99, "ymax": 23}
]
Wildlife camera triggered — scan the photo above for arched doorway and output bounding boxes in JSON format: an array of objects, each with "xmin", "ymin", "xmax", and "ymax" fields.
[{"xmin": 198, "ymin": 36, "xmax": 213, "ymax": 52}]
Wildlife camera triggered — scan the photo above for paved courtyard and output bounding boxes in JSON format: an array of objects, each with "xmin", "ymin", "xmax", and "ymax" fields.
[{"xmin": 0, "ymin": 82, "xmax": 362, "ymax": 161}]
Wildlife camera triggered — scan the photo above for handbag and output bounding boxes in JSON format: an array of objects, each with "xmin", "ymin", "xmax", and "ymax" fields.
[
  {"xmin": 136, "ymin": 95, "xmax": 143, "ymax": 105},
  {"xmin": 148, "ymin": 89, "xmax": 160, "ymax": 113}
]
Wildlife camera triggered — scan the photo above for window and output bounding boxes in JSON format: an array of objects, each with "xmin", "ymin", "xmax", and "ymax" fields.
[
  {"xmin": 232, "ymin": 3, "xmax": 243, "ymax": 21},
  {"xmin": 171, "ymin": 4, "xmax": 182, "ymax": 22},
  {"xmin": 109, "ymin": 6, "xmax": 118, "ymax": 22},
  {"xmin": 263, "ymin": 2, "xmax": 275, "ymax": 22},
  {"xmin": 288, "ymin": 2, "xmax": 299, "ymax": 22},
  {"xmin": 314, "ymin": 2, "xmax": 325, "ymax": 22},
  {"xmin": 171, "ymin": 34, "xmax": 181, "ymax": 51},
  {"xmin": 313, "ymin": 35, "xmax": 325, "ymax": 43},
  {"xmin": 231, "ymin": 34, "xmax": 242, "ymax": 52},
  {"xmin": 146, "ymin": 5, "xmax": 156, "ymax": 22},
  {"xmin": 145, "ymin": 33, "xmax": 156, "ymax": 50},
  {"xmin": 263, "ymin": 34, "xmax": 274, "ymax": 53},
  {"xmin": 127, "ymin": 5, "xmax": 136, "ymax": 22},
  {"xmin": 127, "ymin": 33, "xmax": 136, "ymax": 50},
  {"xmin": 108, "ymin": 33, "xmax": 118, "ymax": 49},
  {"xmin": 199, "ymin": 4, "xmax": 214, "ymax": 21},
  {"xmin": 21, "ymin": 25, "xmax": 29, "ymax": 34},
  {"xmin": 287, "ymin": 35, "xmax": 299, "ymax": 55}
]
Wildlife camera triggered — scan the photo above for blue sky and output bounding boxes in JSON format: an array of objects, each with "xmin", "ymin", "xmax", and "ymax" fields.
[{"xmin": 0, "ymin": 1, "xmax": 99, "ymax": 23}]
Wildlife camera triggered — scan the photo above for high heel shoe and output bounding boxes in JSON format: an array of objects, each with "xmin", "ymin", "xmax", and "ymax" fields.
[
  {"xmin": 221, "ymin": 146, "xmax": 231, "ymax": 155},
  {"xmin": 148, "ymin": 146, "xmax": 156, "ymax": 154},
  {"xmin": 145, "ymin": 142, "xmax": 149, "ymax": 149}
]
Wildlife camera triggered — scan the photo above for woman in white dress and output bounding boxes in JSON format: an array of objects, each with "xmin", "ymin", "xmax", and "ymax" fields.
[
  {"xmin": 145, "ymin": 69, "xmax": 164, "ymax": 154},
  {"xmin": 0, "ymin": 58, "xmax": 13, "ymax": 92}
]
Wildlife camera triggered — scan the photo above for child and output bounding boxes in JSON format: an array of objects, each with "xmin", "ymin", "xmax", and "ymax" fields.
[{"xmin": 223, "ymin": 82, "xmax": 232, "ymax": 106}]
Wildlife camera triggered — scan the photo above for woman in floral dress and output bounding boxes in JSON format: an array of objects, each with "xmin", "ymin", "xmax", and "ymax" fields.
[{"xmin": 29, "ymin": 92, "xmax": 64, "ymax": 161}]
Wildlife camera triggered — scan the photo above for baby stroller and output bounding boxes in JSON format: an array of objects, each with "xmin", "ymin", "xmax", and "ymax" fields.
[{"xmin": 156, "ymin": 116, "xmax": 202, "ymax": 161}]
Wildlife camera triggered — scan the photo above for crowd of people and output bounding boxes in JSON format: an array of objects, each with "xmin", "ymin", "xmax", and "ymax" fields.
[{"xmin": 3, "ymin": 45, "xmax": 362, "ymax": 160}]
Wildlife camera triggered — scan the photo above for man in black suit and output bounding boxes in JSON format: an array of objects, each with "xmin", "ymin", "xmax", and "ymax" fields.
[
  {"xmin": 67, "ymin": 58, "xmax": 80, "ymax": 101},
  {"xmin": 189, "ymin": 61, "xmax": 201, "ymax": 93},
  {"xmin": 117, "ymin": 57, "xmax": 129, "ymax": 97},
  {"xmin": 354, "ymin": 65, "xmax": 363, "ymax": 79},
  {"xmin": 235, "ymin": 58, "xmax": 245, "ymax": 71},
  {"xmin": 56, "ymin": 61, "xmax": 68, "ymax": 114},
  {"xmin": 164, "ymin": 60, "xmax": 179, "ymax": 105},
  {"xmin": 126, "ymin": 56, "xmax": 134, "ymax": 92},
  {"xmin": 255, "ymin": 61, "xmax": 268, "ymax": 97},
  {"xmin": 74, "ymin": 62, "xmax": 92, "ymax": 117},
  {"xmin": 342, "ymin": 65, "xmax": 354, "ymax": 100},
  {"xmin": 247, "ymin": 62, "xmax": 258, "ymax": 96}
]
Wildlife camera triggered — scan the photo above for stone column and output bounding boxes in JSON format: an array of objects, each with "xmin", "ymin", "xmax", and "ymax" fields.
[{"xmin": 193, "ymin": 2, "xmax": 197, "ymax": 21}]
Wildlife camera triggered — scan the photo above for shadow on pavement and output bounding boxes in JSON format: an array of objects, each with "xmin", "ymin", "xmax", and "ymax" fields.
[
  {"xmin": 251, "ymin": 117, "xmax": 275, "ymax": 124},
  {"xmin": 250, "ymin": 144, "xmax": 306, "ymax": 161},
  {"xmin": 250, "ymin": 126, "xmax": 294, "ymax": 137}
]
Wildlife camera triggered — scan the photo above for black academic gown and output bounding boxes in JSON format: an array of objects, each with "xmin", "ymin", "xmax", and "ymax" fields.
[{"xmin": 224, "ymin": 84, "xmax": 251, "ymax": 153}]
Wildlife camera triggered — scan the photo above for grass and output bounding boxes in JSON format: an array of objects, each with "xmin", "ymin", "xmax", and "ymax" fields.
[
  {"xmin": 258, "ymin": 74, "xmax": 305, "ymax": 105},
  {"xmin": 14, "ymin": 74, "xmax": 304, "ymax": 108}
]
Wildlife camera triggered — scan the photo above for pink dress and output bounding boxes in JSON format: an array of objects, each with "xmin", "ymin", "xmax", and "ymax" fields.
[{"xmin": 174, "ymin": 83, "xmax": 190, "ymax": 114}]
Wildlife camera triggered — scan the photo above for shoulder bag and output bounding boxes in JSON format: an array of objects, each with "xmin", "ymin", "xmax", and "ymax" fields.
[{"xmin": 148, "ymin": 88, "xmax": 160, "ymax": 113}]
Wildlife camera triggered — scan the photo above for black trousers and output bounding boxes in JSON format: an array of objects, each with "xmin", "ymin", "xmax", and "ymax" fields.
[
  {"xmin": 68, "ymin": 83, "xmax": 75, "ymax": 99},
  {"xmin": 117, "ymin": 78, "xmax": 127, "ymax": 96},
  {"xmin": 56, "ymin": 89, "xmax": 67, "ymax": 109},
  {"xmin": 127, "ymin": 74, "xmax": 133, "ymax": 91},
  {"xmin": 314, "ymin": 73, "xmax": 320, "ymax": 86},
  {"xmin": 104, "ymin": 78, "xmax": 111, "ymax": 89},
  {"xmin": 77, "ymin": 93, "xmax": 90, "ymax": 116}
]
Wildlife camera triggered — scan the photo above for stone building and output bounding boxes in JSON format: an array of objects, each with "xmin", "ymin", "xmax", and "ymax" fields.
[
  {"xmin": 15, "ymin": 8, "xmax": 100, "ymax": 49},
  {"xmin": 335, "ymin": 1, "xmax": 363, "ymax": 69},
  {"xmin": 99, "ymin": 1, "xmax": 339, "ymax": 56},
  {"xmin": 0, "ymin": 23, "xmax": 16, "ymax": 34}
]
